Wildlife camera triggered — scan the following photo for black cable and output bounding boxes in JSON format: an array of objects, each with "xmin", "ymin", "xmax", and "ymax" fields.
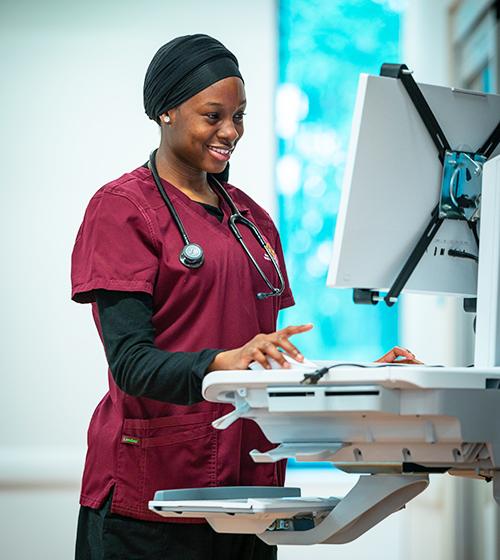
[
  {"xmin": 300, "ymin": 361, "xmax": 447, "ymax": 385},
  {"xmin": 448, "ymin": 248, "xmax": 478, "ymax": 262},
  {"xmin": 301, "ymin": 367, "xmax": 330, "ymax": 385},
  {"xmin": 301, "ymin": 362, "xmax": 393, "ymax": 385}
]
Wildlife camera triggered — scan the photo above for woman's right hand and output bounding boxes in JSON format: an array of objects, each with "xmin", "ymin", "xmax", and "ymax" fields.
[{"xmin": 207, "ymin": 324, "xmax": 313, "ymax": 372}]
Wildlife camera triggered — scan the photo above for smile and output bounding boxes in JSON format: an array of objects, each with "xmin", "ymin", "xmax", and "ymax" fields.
[{"xmin": 207, "ymin": 145, "xmax": 234, "ymax": 161}]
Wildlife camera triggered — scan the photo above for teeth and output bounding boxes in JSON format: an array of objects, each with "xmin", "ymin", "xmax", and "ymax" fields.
[{"xmin": 209, "ymin": 146, "xmax": 232, "ymax": 155}]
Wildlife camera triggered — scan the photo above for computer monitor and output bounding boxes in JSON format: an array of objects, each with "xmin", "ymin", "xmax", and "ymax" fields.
[{"xmin": 327, "ymin": 73, "xmax": 500, "ymax": 298}]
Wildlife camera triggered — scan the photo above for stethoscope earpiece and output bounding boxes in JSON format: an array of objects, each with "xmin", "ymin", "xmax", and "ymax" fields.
[{"xmin": 179, "ymin": 243, "xmax": 204, "ymax": 269}]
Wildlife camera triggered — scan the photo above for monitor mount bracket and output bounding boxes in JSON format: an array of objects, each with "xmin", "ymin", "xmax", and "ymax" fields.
[{"xmin": 353, "ymin": 63, "xmax": 500, "ymax": 307}]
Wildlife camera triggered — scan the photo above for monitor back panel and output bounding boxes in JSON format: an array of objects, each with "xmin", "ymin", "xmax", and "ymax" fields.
[{"xmin": 328, "ymin": 74, "xmax": 500, "ymax": 296}]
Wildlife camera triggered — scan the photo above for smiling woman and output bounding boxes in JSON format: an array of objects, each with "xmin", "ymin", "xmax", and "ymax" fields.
[
  {"xmin": 156, "ymin": 77, "xmax": 247, "ymax": 202},
  {"xmin": 70, "ymin": 33, "xmax": 305, "ymax": 560},
  {"xmin": 70, "ymin": 32, "xmax": 415, "ymax": 560}
]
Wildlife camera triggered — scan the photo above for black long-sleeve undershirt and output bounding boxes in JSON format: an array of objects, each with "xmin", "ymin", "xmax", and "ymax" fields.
[
  {"xmin": 96, "ymin": 201, "xmax": 225, "ymax": 406},
  {"xmin": 96, "ymin": 290, "xmax": 223, "ymax": 405}
]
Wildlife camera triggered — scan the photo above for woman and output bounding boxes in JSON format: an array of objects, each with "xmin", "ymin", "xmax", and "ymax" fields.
[{"xmin": 71, "ymin": 34, "xmax": 415, "ymax": 559}]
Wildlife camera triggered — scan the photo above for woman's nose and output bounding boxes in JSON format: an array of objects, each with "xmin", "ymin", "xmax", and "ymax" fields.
[{"xmin": 218, "ymin": 119, "xmax": 240, "ymax": 144}]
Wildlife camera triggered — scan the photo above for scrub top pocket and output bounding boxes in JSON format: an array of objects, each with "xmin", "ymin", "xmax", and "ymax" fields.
[{"xmin": 113, "ymin": 412, "xmax": 217, "ymax": 518}]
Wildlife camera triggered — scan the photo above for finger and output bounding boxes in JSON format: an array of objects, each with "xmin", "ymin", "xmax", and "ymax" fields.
[
  {"xmin": 274, "ymin": 334, "xmax": 303, "ymax": 361},
  {"xmin": 279, "ymin": 324, "xmax": 314, "ymax": 337},
  {"xmin": 394, "ymin": 346, "xmax": 416, "ymax": 359},
  {"xmin": 268, "ymin": 324, "xmax": 312, "ymax": 363},
  {"xmin": 397, "ymin": 357, "xmax": 424, "ymax": 365},
  {"xmin": 247, "ymin": 348, "xmax": 271, "ymax": 370},
  {"xmin": 260, "ymin": 341, "xmax": 291, "ymax": 369},
  {"xmin": 376, "ymin": 346, "xmax": 415, "ymax": 363}
]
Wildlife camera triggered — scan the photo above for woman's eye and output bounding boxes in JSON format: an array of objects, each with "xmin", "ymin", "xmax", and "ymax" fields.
[
  {"xmin": 234, "ymin": 112, "xmax": 246, "ymax": 123},
  {"xmin": 206, "ymin": 112, "xmax": 219, "ymax": 121}
]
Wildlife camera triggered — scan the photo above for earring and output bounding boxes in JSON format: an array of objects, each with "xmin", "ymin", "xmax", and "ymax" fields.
[{"xmin": 163, "ymin": 114, "xmax": 171, "ymax": 124}]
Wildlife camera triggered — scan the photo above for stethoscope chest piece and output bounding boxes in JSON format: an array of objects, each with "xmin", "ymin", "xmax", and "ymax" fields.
[{"xmin": 180, "ymin": 243, "xmax": 204, "ymax": 268}]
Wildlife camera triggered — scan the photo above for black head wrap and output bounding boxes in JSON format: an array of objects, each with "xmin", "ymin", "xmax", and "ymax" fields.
[{"xmin": 143, "ymin": 34, "xmax": 243, "ymax": 123}]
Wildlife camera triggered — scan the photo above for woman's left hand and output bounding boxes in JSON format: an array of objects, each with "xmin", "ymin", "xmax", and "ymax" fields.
[{"xmin": 375, "ymin": 346, "xmax": 422, "ymax": 364}]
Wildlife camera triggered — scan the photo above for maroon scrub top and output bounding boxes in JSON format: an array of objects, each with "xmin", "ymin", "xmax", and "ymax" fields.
[{"xmin": 71, "ymin": 166, "xmax": 295, "ymax": 522}]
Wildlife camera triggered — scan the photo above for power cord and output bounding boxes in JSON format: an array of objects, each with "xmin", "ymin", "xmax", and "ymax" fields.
[
  {"xmin": 448, "ymin": 249, "xmax": 478, "ymax": 262},
  {"xmin": 301, "ymin": 362, "xmax": 390, "ymax": 385},
  {"xmin": 300, "ymin": 361, "xmax": 446, "ymax": 385}
]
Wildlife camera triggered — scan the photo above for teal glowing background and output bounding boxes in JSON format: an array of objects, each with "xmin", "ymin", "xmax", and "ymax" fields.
[{"xmin": 277, "ymin": 0, "xmax": 403, "ymax": 363}]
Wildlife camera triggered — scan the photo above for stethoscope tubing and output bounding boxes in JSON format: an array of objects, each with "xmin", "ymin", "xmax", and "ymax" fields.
[
  {"xmin": 148, "ymin": 149, "xmax": 285, "ymax": 298},
  {"xmin": 149, "ymin": 150, "xmax": 192, "ymax": 247},
  {"xmin": 227, "ymin": 213, "xmax": 285, "ymax": 296}
]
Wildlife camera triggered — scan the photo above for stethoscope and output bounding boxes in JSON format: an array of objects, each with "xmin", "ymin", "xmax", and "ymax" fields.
[{"xmin": 148, "ymin": 149, "xmax": 285, "ymax": 300}]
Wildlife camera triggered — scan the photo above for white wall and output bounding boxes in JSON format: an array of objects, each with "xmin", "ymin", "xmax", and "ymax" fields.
[{"xmin": 0, "ymin": 1, "xmax": 276, "ymax": 558}]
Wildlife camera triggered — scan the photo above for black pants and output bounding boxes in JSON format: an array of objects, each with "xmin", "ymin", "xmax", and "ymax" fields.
[{"xmin": 75, "ymin": 494, "xmax": 278, "ymax": 560}]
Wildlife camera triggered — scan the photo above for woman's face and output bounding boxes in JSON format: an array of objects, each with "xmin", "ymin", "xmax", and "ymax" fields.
[{"xmin": 163, "ymin": 77, "xmax": 246, "ymax": 175}]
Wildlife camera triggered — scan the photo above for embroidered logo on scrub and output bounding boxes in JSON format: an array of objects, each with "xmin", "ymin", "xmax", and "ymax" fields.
[
  {"xmin": 263, "ymin": 242, "xmax": 277, "ymax": 262},
  {"xmin": 121, "ymin": 435, "xmax": 141, "ymax": 445}
]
